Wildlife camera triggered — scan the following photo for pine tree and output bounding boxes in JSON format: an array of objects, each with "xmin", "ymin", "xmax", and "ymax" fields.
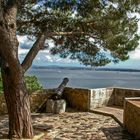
[{"xmin": 0, "ymin": 0, "xmax": 139, "ymax": 138}]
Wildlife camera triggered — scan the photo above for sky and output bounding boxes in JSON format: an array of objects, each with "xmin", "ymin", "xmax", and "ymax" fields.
[{"xmin": 18, "ymin": 21, "xmax": 140, "ymax": 69}]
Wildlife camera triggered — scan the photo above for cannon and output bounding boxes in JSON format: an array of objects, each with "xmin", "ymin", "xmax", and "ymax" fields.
[{"xmin": 37, "ymin": 77, "xmax": 69, "ymax": 113}]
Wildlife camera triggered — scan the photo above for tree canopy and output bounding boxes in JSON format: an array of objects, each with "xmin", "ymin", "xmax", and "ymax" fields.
[{"xmin": 16, "ymin": 0, "xmax": 140, "ymax": 67}]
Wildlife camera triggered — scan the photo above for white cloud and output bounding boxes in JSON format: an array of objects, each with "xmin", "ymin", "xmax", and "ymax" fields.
[
  {"xmin": 40, "ymin": 50, "xmax": 50, "ymax": 53},
  {"xmin": 17, "ymin": 35, "xmax": 78, "ymax": 64},
  {"xmin": 45, "ymin": 55, "xmax": 54, "ymax": 62},
  {"xmin": 17, "ymin": 35, "xmax": 27, "ymax": 44},
  {"xmin": 130, "ymin": 46, "xmax": 140, "ymax": 59},
  {"xmin": 18, "ymin": 47, "xmax": 29, "ymax": 55}
]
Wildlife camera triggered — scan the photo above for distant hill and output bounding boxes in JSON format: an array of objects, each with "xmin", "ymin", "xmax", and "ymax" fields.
[{"xmin": 31, "ymin": 65, "xmax": 140, "ymax": 72}]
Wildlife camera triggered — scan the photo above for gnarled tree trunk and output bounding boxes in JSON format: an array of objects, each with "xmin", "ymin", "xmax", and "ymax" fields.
[
  {"xmin": 0, "ymin": 1, "xmax": 34, "ymax": 138},
  {"xmin": 1, "ymin": 62, "xmax": 34, "ymax": 138}
]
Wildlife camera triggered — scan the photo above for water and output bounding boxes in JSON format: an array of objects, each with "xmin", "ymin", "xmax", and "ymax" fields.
[{"xmin": 26, "ymin": 68, "xmax": 140, "ymax": 89}]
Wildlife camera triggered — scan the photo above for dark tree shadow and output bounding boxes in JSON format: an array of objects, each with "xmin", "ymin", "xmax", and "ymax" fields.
[{"xmin": 100, "ymin": 126, "xmax": 136, "ymax": 140}]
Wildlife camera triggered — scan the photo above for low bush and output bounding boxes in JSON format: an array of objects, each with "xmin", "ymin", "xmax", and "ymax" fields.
[{"xmin": 0, "ymin": 75, "xmax": 43, "ymax": 94}]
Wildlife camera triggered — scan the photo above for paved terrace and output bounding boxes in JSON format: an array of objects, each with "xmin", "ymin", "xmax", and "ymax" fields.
[{"xmin": 0, "ymin": 109, "xmax": 135, "ymax": 140}]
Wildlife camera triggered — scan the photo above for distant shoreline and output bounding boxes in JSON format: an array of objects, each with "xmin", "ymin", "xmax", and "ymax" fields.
[
  {"xmin": 27, "ymin": 66, "xmax": 140, "ymax": 89},
  {"xmin": 31, "ymin": 66, "xmax": 140, "ymax": 72}
]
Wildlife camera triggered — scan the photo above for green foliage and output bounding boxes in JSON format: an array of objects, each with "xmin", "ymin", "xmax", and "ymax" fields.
[
  {"xmin": 0, "ymin": 75, "xmax": 43, "ymax": 94},
  {"xmin": 25, "ymin": 76, "xmax": 43, "ymax": 92},
  {"xmin": 17, "ymin": 0, "xmax": 140, "ymax": 67}
]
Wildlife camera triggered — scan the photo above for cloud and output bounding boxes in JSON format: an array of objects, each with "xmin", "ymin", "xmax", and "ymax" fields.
[
  {"xmin": 18, "ymin": 35, "xmax": 34, "ymax": 49},
  {"xmin": 18, "ymin": 47, "xmax": 29, "ymax": 55},
  {"xmin": 17, "ymin": 20, "xmax": 140, "ymax": 67},
  {"xmin": 18, "ymin": 36, "xmax": 27, "ymax": 44},
  {"xmin": 36, "ymin": 52, "xmax": 77, "ymax": 64},
  {"xmin": 17, "ymin": 36, "xmax": 78, "ymax": 65},
  {"xmin": 130, "ymin": 46, "xmax": 140, "ymax": 59}
]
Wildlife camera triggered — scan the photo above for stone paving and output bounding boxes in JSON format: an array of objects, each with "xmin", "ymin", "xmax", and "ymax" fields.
[{"xmin": 0, "ymin": 110, "xmax": 136, "ymax": 140}]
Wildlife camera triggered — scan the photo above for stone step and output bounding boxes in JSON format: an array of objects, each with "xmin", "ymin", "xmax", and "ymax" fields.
[{"xmin": 90, "ymin": 106, "xmax": 123, "ymax": 127}]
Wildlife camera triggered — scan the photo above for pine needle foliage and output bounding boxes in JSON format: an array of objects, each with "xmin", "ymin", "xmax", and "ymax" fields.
[{"xmin": 17, "ymin": 0, "xmax": 140, "ymax": 67}]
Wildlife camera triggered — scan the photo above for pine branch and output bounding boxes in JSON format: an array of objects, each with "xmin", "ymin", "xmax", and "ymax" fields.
[
  {"xmin": 46, "ymin": 31, "xmax": 93, "ymax": 37},
  {"xmin": 21, "ymin": 30, "xmax": 99, "ymax": 73},
  {"xmin": 21, "ymin": 33, "xmax": 46, "ymax": 73}
]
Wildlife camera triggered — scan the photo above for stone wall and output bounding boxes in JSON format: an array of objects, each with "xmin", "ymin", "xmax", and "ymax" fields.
[
  {"xmin": 63, "ymin": 87, "xmax": 115, "ymax": 110},
  {"xmin": 63, "ymin": 87, "xmax": 90, "ymax": 111},
  {"xmin": 82, "ymin": 87, "xmax": 140, "ymax": 110},
  {"xmin": 90, "ymin": 87, "xmax": 140, "ymax": 108},
  {"xmin": 113, "ymin": 88, "xmax": 140, "ymax": 106},
  {"xmin": 30, "ymin": 90, "xmax": 52, "ymax": 112},
  {"xmin": 0, "ymin": 87, "xmax": 140, "ymax": 115},
  {"xmin": 90, "ymin": 88, "xmax": 114, "ymax": 109},
  {"xmin": 0, "ymin": 90, "xmax": 52, "ymax": 115},
  {"xmin": 124, "ymin": 98, "xmax": 140, "ymax": 139}
]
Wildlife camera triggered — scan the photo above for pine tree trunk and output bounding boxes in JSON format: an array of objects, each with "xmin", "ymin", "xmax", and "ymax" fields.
[
  {"xmin": 1, "ymin": 63, "xmax": 34, "ymax": 139},
  {"xmin": 0, "ymin": 2, "xmax": 34, "ymax": 138}
]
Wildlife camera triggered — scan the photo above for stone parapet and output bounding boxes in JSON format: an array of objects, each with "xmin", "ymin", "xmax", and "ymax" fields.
[
  {"xmin": 124, "ymin": 98, "xmax": 140, "ymax": 139},
  {"xmin": 0, "ymin": 87, "xmax": 140, "ymax": 114},
  {"xmin": 0, "ymin": 90, "xmax": 52, "ymax": 115},
  {"xmin": 63, "ymin": 87, "xmax": 90, "ymax": 111},
  {"xmin": 64, "ymin": 87, "xmax": 140, "ymax": 110},
  {"xmin": 113, "ymin": 88, "xmax": 140, "ymax": 106},
  {"xmin": 90, "ymin": 88, "xmax": 114, "ymax": 108}
]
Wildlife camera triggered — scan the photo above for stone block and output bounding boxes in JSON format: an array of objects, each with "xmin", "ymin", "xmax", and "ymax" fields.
[
  {"xmin": 46, "ymin": 99, "xmax": 66, "ymax": 114},
  {"xmin": 46, "ymin": 99, "xmax": 55, "ymax": 113},
  {"xmin": 54, "ymin": 99, "xmax": 66, "ymax": 114}
]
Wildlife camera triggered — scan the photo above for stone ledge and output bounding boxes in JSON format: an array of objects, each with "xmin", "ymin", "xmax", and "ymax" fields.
[{"xmin": 90, "ymin": 106, "xmax": 123, "ymax": 127}]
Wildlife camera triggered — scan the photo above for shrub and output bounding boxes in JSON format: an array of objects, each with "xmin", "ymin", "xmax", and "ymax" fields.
[
  {"xmin": 25, "ymin": 76, "xmax": 43, "ymax": 92},
  {"xmin": 0, "ymin": 75, "xmax": 43, "ymax": 94}
]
